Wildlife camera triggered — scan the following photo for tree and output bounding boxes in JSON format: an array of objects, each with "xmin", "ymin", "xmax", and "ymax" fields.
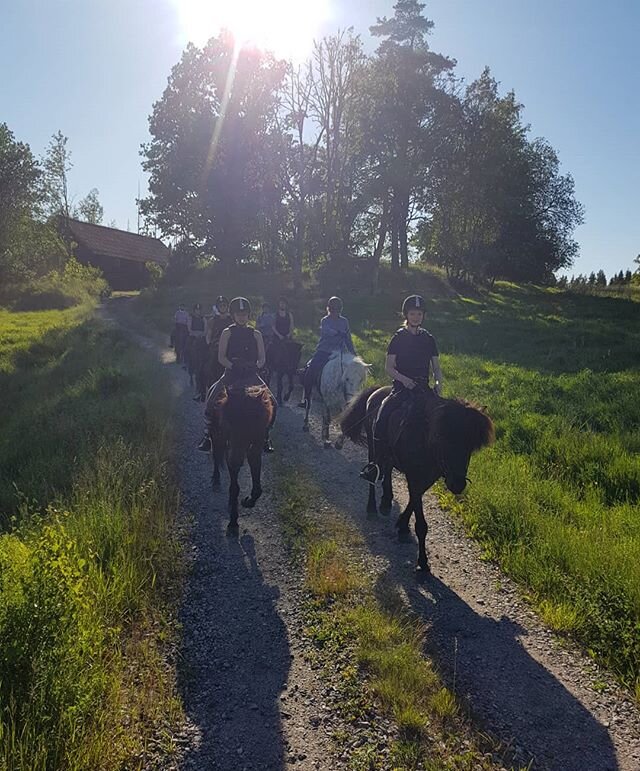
[
  {"xmin": 596, "ymin": 269, "xmax": 606, "ymax": 286},
  {"xmin": 422, "ymin": 70, "xmax": 583, "ymax": 284},
  {"xmin": 43, "ymin": 131, "xmax": 72, "ymax": 223},
  {"xmin": 368, "ymin": 0, "xmax": 454, "ymax": 271},
  {"xmin": 140, "ymin": 33, "xmax": 286, "ymax": 272},
  {"xmin": 74, "ymin": 188, "xmax": 104, "ymax": 224}
]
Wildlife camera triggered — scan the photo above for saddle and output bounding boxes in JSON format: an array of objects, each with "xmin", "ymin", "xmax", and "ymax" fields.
[{"xmin": 387, "ymin": 385, "xmax": 437, "ymax": 449}]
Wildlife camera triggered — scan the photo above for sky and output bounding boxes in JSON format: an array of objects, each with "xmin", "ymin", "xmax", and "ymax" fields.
[{"xmin": 1, "ymin": 0, "xmax": 638, "ymax": 278}]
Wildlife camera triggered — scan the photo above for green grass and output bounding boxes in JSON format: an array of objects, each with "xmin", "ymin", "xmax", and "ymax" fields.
[
  {"xmin": 143, "ymin": 263, "xmax": 640, "ymax": 690},
  {"xmin": 0, "ymin": 306, "xmax": 181, "ymax": 769}
]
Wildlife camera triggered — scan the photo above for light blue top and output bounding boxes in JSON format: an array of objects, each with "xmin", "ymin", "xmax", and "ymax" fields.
[{"xmin": 315, "ymin": 314, "xmax": 355, "ymax": 355}]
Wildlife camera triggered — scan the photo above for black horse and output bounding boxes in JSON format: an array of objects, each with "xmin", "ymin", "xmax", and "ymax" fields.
[
  {"xmin": 209, "ymin": 385, "xmax": 274, "ymax": 535},
  {"xmin": 265, "ymin": 338, "xmax": 302, "ymax": 405},
  {"xmin": 340, "ymin": 386, "xmax": 495, "ymax": 572}
]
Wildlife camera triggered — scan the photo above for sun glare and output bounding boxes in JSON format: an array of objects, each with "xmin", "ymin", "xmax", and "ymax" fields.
[{"xmin": 173, "ymin": 0, "xmax": 331, "ymax": 61}]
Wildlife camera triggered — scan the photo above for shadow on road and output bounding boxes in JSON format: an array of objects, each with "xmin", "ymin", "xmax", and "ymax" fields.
[{"xmin": 291, "ymin": 415, "xmax": 619, "ymax": 771}]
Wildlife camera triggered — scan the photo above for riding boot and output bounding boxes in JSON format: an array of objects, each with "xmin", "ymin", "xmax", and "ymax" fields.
[
  {"xmin": 297, "ymin": 369, "xmax": 311, "ymax": 408},
  {"xmin": 197, "ymin": 430, "xmax": 212, "ymax": 452},
  {"xmin": 359, "ymin": 438, "xmax": 388, "ymax": 484}
]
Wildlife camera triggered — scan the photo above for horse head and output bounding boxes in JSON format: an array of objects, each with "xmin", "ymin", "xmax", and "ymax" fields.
[{"xmin": 427, "ymin": 398, "xmax": 495, "ymax": 495}]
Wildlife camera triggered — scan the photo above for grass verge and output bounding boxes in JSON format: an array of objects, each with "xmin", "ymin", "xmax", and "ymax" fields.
[
  {"xmin": 0, "ymin": 307, "xmax": 182, "ymax": 769},
  {"xmin": 274, "ymin": 463, "xmax": 513, "ymax": 771}
]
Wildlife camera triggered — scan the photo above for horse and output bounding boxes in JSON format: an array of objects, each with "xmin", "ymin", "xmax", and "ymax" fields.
[
  {"xmin": 340, "ymin": 385, "xmax": 495, "ymax": 572},
  {"xmin": 208, "ymin": 384, "xmax": 274, "ymax": 535},
  {"xmin": 266, "ymin": 338, "xmax": 303, "ymax": 405},
  {"xmin": 303, "ymin": 350, "xmax": 369, "ymax": 449}
]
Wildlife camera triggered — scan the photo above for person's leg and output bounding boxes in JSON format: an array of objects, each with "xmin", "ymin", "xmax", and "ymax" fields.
[
  {"xmin": 360, "ymin": 389, "xmax": 404, "ymax": 483},
  {"xmin": 198, "ymin": 373, "xmax": 228, "ymax": 451}
]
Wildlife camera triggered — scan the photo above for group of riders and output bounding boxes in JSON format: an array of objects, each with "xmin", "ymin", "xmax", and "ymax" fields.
[{"xmin": 172, "ymin": 293, "xmax": 442, "ymax": 486}]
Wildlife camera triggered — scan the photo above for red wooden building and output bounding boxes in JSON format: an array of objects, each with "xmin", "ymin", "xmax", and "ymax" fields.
[{"xmin": 66, "ymin": 219, "xmax": 170, "ymax": 290}]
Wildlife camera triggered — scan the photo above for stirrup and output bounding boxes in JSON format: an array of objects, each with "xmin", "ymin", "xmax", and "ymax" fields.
[{"xmin": 359, "ymin": 462, "xmax": 382, "ymax": 485}]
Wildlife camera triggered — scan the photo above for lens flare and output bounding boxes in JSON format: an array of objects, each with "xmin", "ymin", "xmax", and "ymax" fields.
[{"xmin": 172, "ymin": 0, "xmax": 331, "ymax": 60}]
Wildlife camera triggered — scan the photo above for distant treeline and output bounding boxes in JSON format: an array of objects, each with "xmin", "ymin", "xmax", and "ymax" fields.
[
  {"xmin": 558, "ymin": 261, "xmax": 640, "ymax": 291},
  {"xmin": 141, "ymin": 0, "xmax": 586, "ymax": 287}
]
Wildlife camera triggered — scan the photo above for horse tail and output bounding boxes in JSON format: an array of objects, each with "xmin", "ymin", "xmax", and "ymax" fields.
[{"xmin": 340, "ymin": 386, "xmax": 378, "ymax": 445}]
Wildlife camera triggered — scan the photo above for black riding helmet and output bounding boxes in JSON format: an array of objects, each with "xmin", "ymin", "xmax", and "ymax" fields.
[
  {"xmin": 327, "ymin": 296, "xmax": 343, "ymax": 313},
  {"xmin": 402, "ymin": 295, "xmax": 426, "ymax": 317},
  {"xmin": 216, "ymin": 295, "xmax": 229, "ymax": 306},
  {"xmin": 229, "ymin": 296, "xmax": 251, "ymax": 316}
]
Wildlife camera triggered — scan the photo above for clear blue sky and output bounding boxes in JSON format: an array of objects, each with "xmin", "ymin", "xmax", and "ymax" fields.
[{"xmin": 2, "ymin": 0, "xmax": 638, "ymax": 277}]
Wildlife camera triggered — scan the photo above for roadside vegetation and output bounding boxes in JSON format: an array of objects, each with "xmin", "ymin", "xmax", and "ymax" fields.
[
  {"xmin": 0, "ymin": 303, "xmax": 181, "ymax": 769},
  {"xmin": 140, "ymin": 260, "xmax": 640, "ymax": 694}
]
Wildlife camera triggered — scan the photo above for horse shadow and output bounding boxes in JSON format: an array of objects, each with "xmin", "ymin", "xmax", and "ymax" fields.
[
  {"xmin": 176, "ymin": 475, "xmax": 291, "ymax": 769},
  {"xmin": 307, "ymin": 447, "xmax": 619, "ymax": 771}
]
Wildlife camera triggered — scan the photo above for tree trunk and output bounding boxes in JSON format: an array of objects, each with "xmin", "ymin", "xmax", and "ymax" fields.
[
  {"xmin": 370, "ymin": 195, "xmax": 389, "ymax": 293},
  {"xmin": 399, "ymin": 191, "xmax": 410, "ymax": 270}
]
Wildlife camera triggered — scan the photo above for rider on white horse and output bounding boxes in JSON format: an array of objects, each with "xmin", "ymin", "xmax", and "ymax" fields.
[
  {"xmin": 298, "ymin": 296, "xmax": 356, "ymax": 409},
  {"xmin": 360, "ymin": 295, "xmax": 443, "ymax": 484}
]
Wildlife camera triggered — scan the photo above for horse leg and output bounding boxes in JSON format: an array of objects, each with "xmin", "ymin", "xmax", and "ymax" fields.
[
  {"xmin": 408, "ymin": 477, "xmax": 429, "ymax": 573},
  {"xmin": 322, "ymin": 404, "xmax": 332, "ymax": 448},
  {"xmin": 284, "ymin": 370, "xmax": 294, "ymax": 402},
  {"xmin": 334, "ymin": 430, "xmax": 345, "ymax": 450},
  {"xmin": 396, "ymin": 500, "xmax": 413, "ymax": 542},
  {"xmin": 380, "ymin": 469, "xmax": 394, "ymax": 515},
  {"xmin": 365, "ymin": 420, "xmax": 378, "ymax": 516},
  {"xmin": 211, "ymin": 436, "xmax": 224, "ymax": 490},
  {"xmin": 226, "ymin": 445, "xmax": 243, "ymax": 536},
  {"xmin": 276, "ymin": 371, "xmax": 284, "ymax": 406},
  {"xmin": 303, "ymin": 393, "xmax": 311, "ymax": 432},
  {"xmin": 242, "ymin": 442, "xmax": 263, "ymax": 508}
]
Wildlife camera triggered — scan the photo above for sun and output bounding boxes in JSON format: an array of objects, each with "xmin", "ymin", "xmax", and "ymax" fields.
[{"xmin": 173, "ymin": 0, "xmax": 331, "ymax": 61}]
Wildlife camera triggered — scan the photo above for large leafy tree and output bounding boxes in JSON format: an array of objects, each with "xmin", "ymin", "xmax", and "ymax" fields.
[
  {"xmin": 422, "ymin": 69, "xmax": 583, "ymax": 283},
  {"xmin": 368, "ymin": 0, "xmax": 454, "ymax": 271},
  {"xmin": 140, "ymin": 32, "xmax": 286, "ymax": 271}
]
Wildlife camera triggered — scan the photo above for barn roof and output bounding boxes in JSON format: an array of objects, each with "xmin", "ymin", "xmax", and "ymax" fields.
[{"xmin": 67, "ymin": 219, "xmax": 170, "ymax": 265}]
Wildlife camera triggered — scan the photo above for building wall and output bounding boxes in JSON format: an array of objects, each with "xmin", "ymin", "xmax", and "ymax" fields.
[{"xmin": 75, "ymin": 247, "xmax": 151, "ymax": 290}]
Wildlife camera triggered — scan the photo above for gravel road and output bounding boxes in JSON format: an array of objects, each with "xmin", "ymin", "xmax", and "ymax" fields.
[{"xmin": 112, "ymin": 304, "xmax": 640, "ymax": 771}]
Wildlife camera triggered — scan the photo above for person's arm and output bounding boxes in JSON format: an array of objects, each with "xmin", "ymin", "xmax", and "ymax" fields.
[
  {"xmin": 344, "ymin": 320, "xmax": 356, "ymax": 354},
  {"xmin": 320, "ymin": 316, "xmax": 339, "ymax": 338},
  {"xmin": 431, "ymin": 356, "xmax": 443, "ymax": 396},
  {"xmin": 385, "ymin": 354, "xmax": 416, "ymax": 389},
  {"xmin": 218, "ymin": 329, "xmax": 232, "ymax": 369},
  {"xmin": 288, "ymin": 312, "xmax": 294, "ymax": 337},
  {"xmin": 255, "ymin": 330, "xmax": 266, "ymax": 369},
  {"xmin": 187, "ymin": 316, "xmax": 193, "ymax": 334}
]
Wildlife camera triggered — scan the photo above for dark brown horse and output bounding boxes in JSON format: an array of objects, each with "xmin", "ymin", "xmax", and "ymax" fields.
[
  {"xmin": 209, "ymin": 385, "xmax": 274, "ymax": 535},
  {"xmin": 340, "ymin": 386, "xmax": 495, "ymax": 572},
  {"xmin": 265, "ymin": 338, "xmax": 302, "ymax": 405}
]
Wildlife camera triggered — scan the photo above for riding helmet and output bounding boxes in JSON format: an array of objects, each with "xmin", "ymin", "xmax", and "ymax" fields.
[
  {"xmin": 402, "ymin": 295, "xmax": 426, "ymax": 316},
  {"xmin": 327, "ymin": 296, "xmax": 343, "ymax": 312},
  {"xmin": 229, "ymin": 296, "xmax": 252, "ymax": 316},
  {"xmin": 216, "ymin": 295, "xmax": 229, "ymax": 306}
]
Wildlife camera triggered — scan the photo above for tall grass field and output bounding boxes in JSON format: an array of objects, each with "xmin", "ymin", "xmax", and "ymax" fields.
[
  {"xmin": 0, "ymin": 304, "xmax": 180, "ymax": 769},
  {"xmin": 140, "ymin": 264, "xmax": 640, "ymax": 691}
]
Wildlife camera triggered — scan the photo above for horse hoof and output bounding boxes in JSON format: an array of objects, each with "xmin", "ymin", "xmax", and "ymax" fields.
[
  {"xmin": 241, "ymin": 496, "xmax": 255, "ymax": 508},
  {"xmin": 323, "ymin": 440, "xmax": 333, "ymax": 449},
  {"xmin": 334, "ymin": 439, "xmax": 344, "ymax": 450},
  {"xmin": 302, "ymin": 423, "xmax": 310, "ymax": 433},
  {"xmin": 415, "ymin": 562, "xmax": 430, "ymax": 578},
  {"xmin": 226, "ymin": 523, "xmax": 239, "ymax": 537},
  {"xmin": 397, "ymin": 529, "xmax": 411, "ymax": 543}
]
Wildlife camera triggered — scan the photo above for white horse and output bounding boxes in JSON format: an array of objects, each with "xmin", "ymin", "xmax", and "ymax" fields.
[{"xmin": 302, "ymin": 350, "xmax": 369, "ymax": 448}]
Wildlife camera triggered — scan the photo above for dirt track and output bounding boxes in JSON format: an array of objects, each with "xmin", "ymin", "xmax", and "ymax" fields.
[{"xmin": 111, "ymin": 303, "xmax": 640, "ymax": 770}]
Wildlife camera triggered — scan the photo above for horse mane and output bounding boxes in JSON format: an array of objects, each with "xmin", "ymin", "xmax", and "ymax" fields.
[{"xmin": 429, "ymin": 397, "xmax": 495, "ymax": 453}]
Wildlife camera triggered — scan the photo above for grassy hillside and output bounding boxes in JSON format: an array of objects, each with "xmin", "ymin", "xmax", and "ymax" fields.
[
  {"xmin": 0, "ymin": 306, "xmax": 180, "ymax": 769},
  {"xmin": 139, "ymin": 264, "xmax": 640, "ymax": 691}
]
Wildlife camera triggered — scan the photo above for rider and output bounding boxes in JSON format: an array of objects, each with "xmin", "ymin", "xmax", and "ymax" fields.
[
  {"xmin": 359, "ymin": 295, "xmax": 443, "ymax": 484},
  {"xmin": 298, "ymin": 296, "xmax": 356, "ymax": 408},
  {"xmin": 173, "ymin": 303, "xmax": 189, "ymax": 365},
  {"xmin": 198, "ymin": 297, "xmax": 277, "ymax": 452},
  {"xmin": 256, "ymin": 302, "xmax": 275, "ymax": 348},
  {"xmin": 206, "ymin": 296, "xmax": 231, "ymax": 346},
  {"xmin": 273, "ymin": 297, "xmax": 294, "ymax": 341}
]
